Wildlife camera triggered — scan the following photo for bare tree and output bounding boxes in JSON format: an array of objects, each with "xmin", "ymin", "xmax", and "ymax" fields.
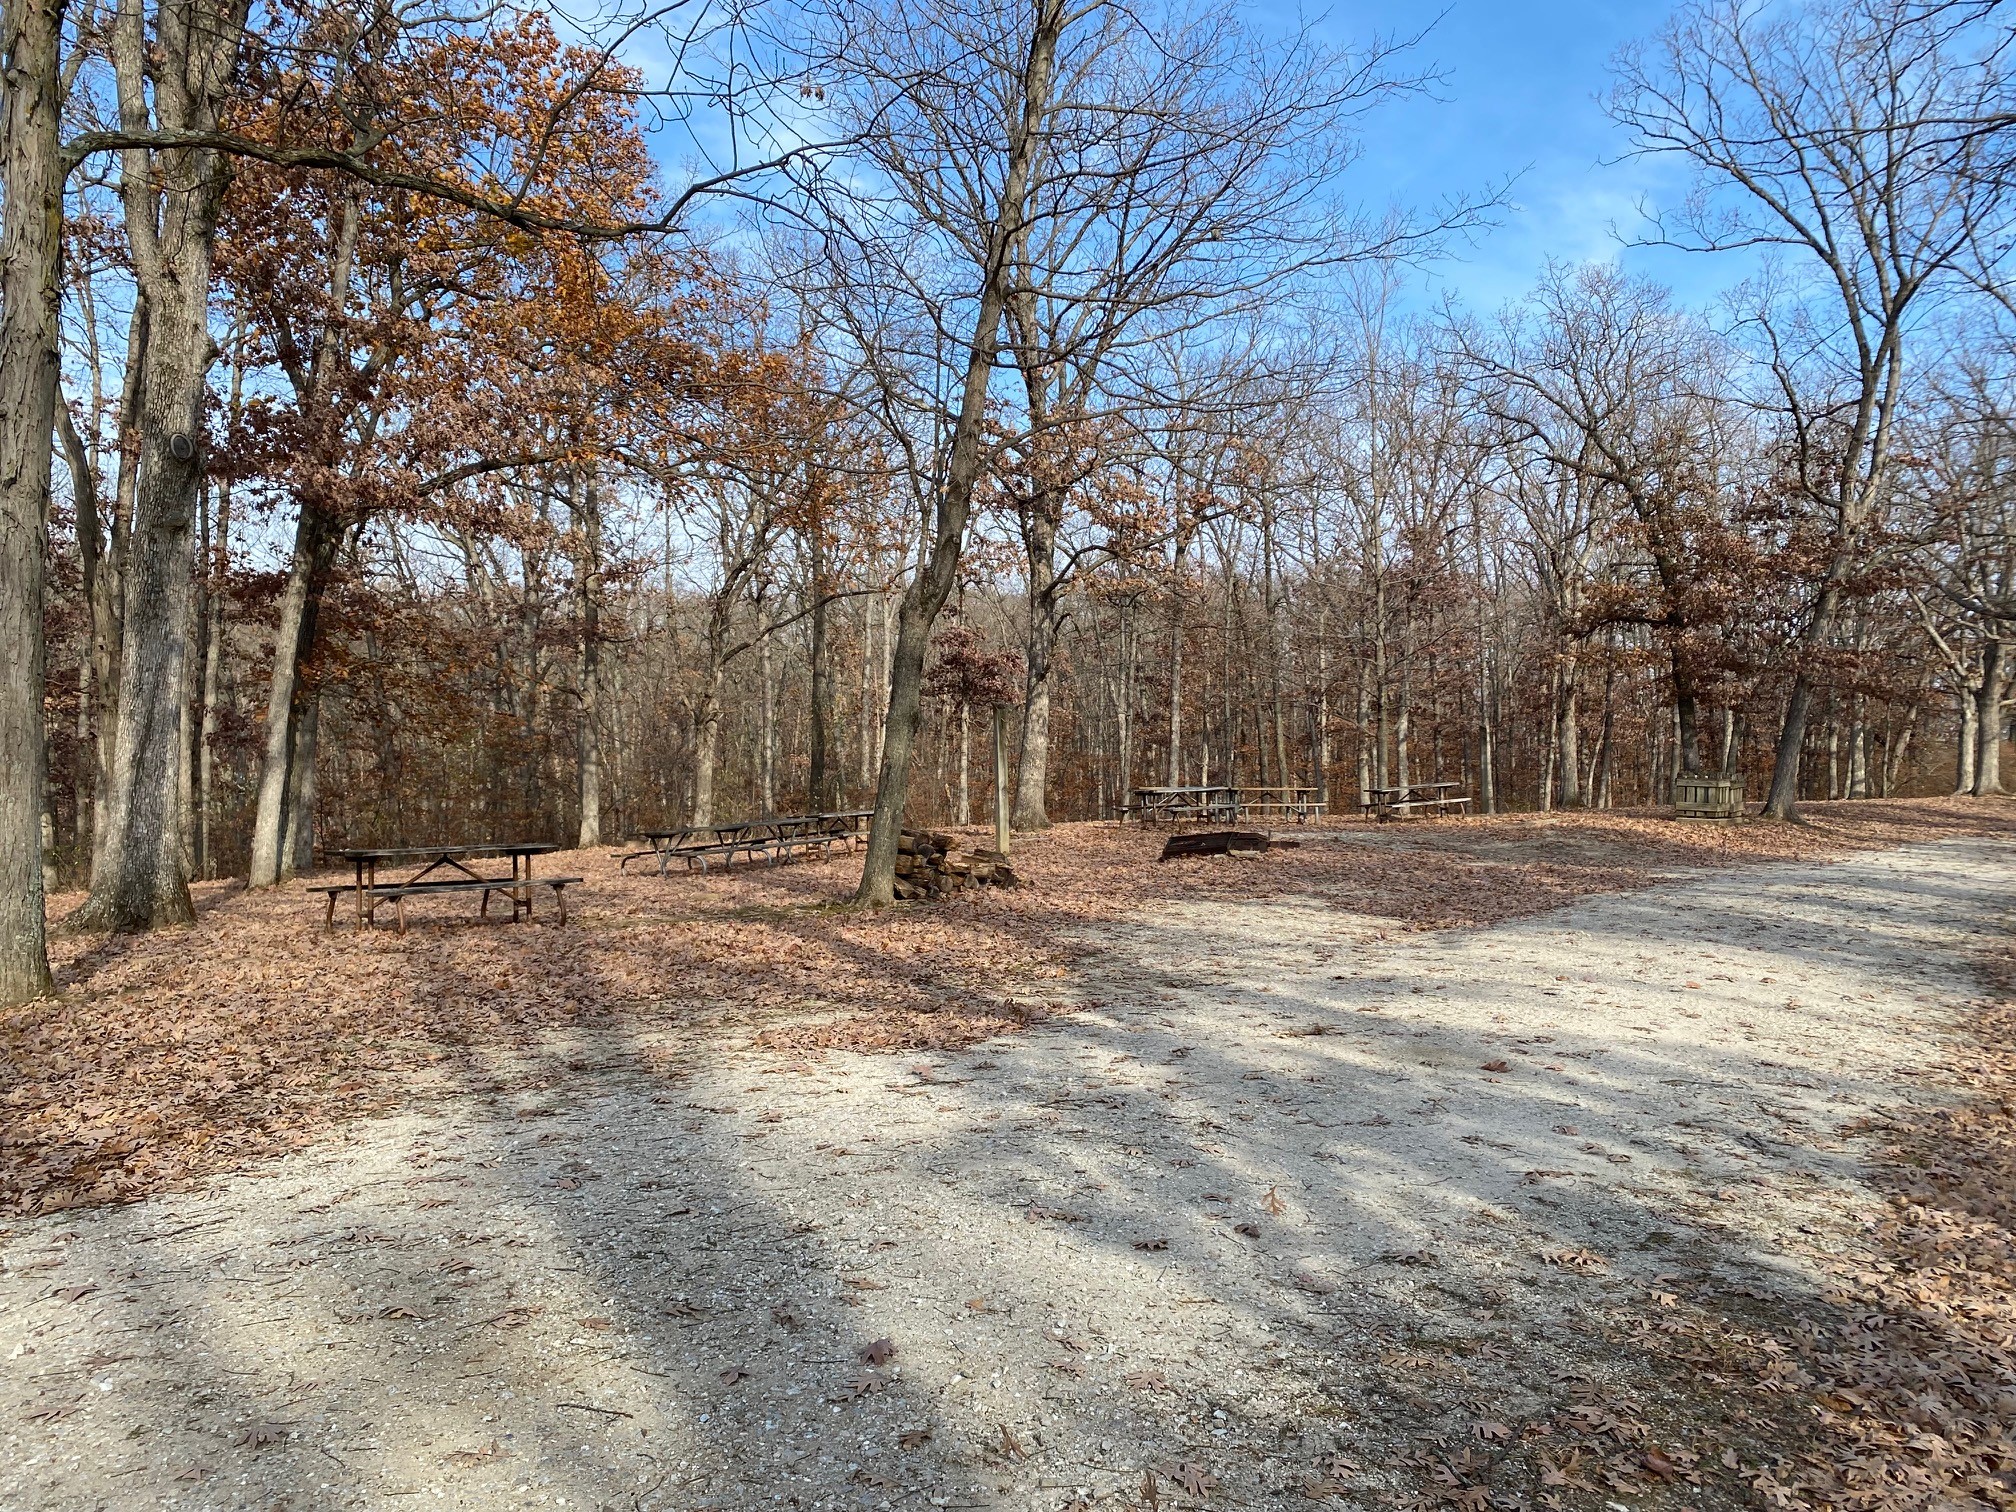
[
  {"xmin": 1462, "ymin": 264, "xmax": 1752, "ymax": 779},
  {"xmin": 1613, "ymin": 0, "xmax": 2014, "ymax": 817}
]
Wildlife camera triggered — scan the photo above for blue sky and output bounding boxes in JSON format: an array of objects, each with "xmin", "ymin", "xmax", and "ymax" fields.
[
  {"xmin": 623, "ymin": 0, "xmax": 1753, "ymax": 317},
  {"xmin": 1279, "ymin": 0, "xmax": 1744, "ymax": 313}
]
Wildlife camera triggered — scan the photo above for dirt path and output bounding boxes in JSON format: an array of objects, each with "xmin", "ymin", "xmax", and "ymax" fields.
[{"xmin": 3, "ymin": 838, "xmax": 2010, "ymax": 1511}]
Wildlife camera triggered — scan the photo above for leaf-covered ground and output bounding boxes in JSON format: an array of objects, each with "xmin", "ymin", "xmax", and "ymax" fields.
[
  {"xmin": 7, "ymin": 798, "xmax": 2014, "ymax": 1221},
  {"xmin": 5, "ymin": 811, "xmax": 2016, "ymax": 1512}
]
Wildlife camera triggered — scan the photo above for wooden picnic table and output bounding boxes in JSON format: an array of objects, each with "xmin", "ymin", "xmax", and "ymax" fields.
[
  {"xmin": 1128, "ymin": 786, "xmax": 1327, "ymax": 824},
  {"xmin": 619, "ymin": 810, "xmax": 874, "ymax": 875},
  {"xmin": 1361, "ymin": 781, "xmax": 1471, "ymax": 822},
  {"xmin": 320, "ymin": 842, "xmax": 574, "ymax": 932}
]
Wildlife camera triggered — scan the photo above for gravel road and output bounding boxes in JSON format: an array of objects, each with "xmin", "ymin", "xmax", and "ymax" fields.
[{"xmin": 3, "ymin": 838, "xmax": 2009, "ymax": 1511}]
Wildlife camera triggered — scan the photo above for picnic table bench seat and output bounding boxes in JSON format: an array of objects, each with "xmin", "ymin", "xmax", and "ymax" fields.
[
  {"xmin": 618, "ymin": 810, "xmax": 872, "ymax": 875},
  {"xmin": 1385, "ymin": 796, "xmax": 1472, "ymax": 819},
  {"xmin": 1360, "ymin": 782, "xmax": 1472, "ymax": 821},
  {"xmin": 320, "ymin": 875, "xmax": 581, "ymax": 933}
]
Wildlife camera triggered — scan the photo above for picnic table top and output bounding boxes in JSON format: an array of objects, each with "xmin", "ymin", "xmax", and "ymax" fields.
[
  {"xmin": 1131, "ymin": 784, "xmax": 1320, "ymax": 797},
  {"xmin": 1367, "ymin": 782, "xmax": 1463, "ymax": 796},
  {"xmin": 634, "ymin": 810, "xmax": 873, "ymax": 842},
  {"xmin": 327, "ymin": 842, "xmax": 560, "ymax": 861}
]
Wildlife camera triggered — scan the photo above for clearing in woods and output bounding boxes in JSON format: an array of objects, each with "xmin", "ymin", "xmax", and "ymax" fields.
[{"xmin": 3, "ymin": 800, "xmax": 2016, "ymax": 1510}]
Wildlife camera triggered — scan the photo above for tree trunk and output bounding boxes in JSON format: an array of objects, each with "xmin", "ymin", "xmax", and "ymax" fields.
[
  {"xmin": 758, "ymin": 608, "xmax": 776, "ymax": 817},
  {"xmin": 1763, "ymin": 580, "xmax": 1847, "ymax": 820},
  {"xmin": 282, "ymin": 692, "xmax": 318, "ymax": 872},
  {"xmin": 1553, "ymin": 650, "xmax": 1582, "ymax": 809},
  {"xmin": 574, "ymin": 474, "xmax": 604, "ymax": 848},
  {"xmin": 956, "ymin": 702, "xmax": 971, "ymax": 825},
  {"xmin": 856, "ymin": 0, "xmax": 1059, "ymax": 904},
  {"xmin": 1848, "ymin": 697, "xmax": 1871, "ymax": 799},
  {"xmin": 1674, "ymin": 685, "xmax": 1703, "ymax": 776},
  {"xmin": 1973, "ymin": 640, "xmax": 2008, "ymax": 796},
  {"xmin": 1165, "ymin": 568, "xmax": 1183, "ymax": 788},
  {"xmin": 690, "ymin": 674, "xmax": 722, "ymax": 826},
  {"xmin": 246, "ymin": 497, "xmax": 341, "ymax": 884},
  {"xmin": 1011, "ymin": 503, "xmax": 1058, "ymax": 830},
  {"xmin": 77, "ymin": 0, "xmax": 246, "ymax": 928},
  {"xmin": 0, "ymin": 0, "xmax": 62, "ymax": 997},
  {"xmin": 807, "ymin": 529, "xmax": 839, "ymax": 811}
]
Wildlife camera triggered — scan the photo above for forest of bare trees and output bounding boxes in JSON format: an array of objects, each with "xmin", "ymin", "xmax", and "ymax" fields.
[{"xmin": 3, "ymin": 0, "xmax": 2014, "ymax": 1001}]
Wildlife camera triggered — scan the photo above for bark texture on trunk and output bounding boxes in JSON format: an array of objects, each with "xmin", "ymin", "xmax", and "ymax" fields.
[
  {"xmin": 1763, "ymin": 580, "xmax": 1845, "ymax": 820},
  {"xmin": 247, "ymin": 497, "xmax": 340, "ymax": 884},
  {"xmin": 806, "ymin": 528, "xmax": 839, "ymax": 812},
  {"xmin": 76, "ymin": 0, "xmax": 249, "ymax": 929},
  {"xmin": 574, "ymin": 475, "xmax": 604, "ymax": 847},
  {"xmin": 1011, "ymin": 495, "xmax": 1060, "ymax": 831},
  {"xmin": 1973, "ymin": 640, "xmax": 2008, "ymax": 797},
  {"xmin": 0, "ymin": 0, "xmax": 63, "ymax": 998}
]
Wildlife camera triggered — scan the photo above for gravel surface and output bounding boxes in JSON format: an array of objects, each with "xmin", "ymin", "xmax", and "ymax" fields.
[{"xmin": 2, "ymin": 837, "xmax": 2010, "ymax": 1511}]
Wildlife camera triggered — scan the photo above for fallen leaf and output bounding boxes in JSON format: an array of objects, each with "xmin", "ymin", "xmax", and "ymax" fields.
[
  {"xmin": 860, "ymin": 1337, "xmax": 897, "ymax": 1365},
  {"xmin": 444, "ymin": 1439, "xmax": 510, "ymax": 1468},
  {"xmin": 1173, "ymin": 1460, "xmax": 1215, "ymax": 1496}
]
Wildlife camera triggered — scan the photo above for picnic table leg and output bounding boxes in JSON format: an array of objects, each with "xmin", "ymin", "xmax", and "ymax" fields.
[
  {"xmin": 555, "ymin": 885, "xmax": 567, "ymax": 925},
  {"xmin": 355, "ymin": 860, "xmax": 367, "ymax": 931},
  {"xmin": 324, "ymin": 890, "xmax": 336, "ymax": 933},
  {"xmin": 394, "ymin": 894, "xmax": 407, "ymax": 935}
]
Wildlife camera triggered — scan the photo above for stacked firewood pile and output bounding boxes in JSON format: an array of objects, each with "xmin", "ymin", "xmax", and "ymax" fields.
[{"xmin": 894, "ymin": 830, "xmax": 1021, "ymax": 900}]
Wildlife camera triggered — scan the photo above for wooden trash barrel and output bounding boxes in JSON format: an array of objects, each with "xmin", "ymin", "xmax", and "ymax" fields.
[{"xmin": 1672, "ymin": 773, "xmax": 1745, "ymax": 821}]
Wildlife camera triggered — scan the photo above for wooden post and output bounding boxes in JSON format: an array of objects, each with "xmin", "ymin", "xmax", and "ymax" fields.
[{"xmin": 993, "ymin": 704, "xmax": 1010, "ymax": 857}]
